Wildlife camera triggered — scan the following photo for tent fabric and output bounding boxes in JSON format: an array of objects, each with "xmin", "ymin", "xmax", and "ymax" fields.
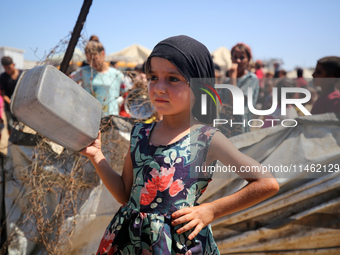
[
  {"xmin": 47, "ymin": 48, "xmax": 87, "ymax": 66},
  {"xmin": 106, "ymin": 44, "xmax": 151, "ymax": 65},
  {"xmin": 211, "ymin": 46, "xmax": 232, "ymax": 71},
  {"xmin": 1, "ymin": 113, "xmax": 340, "ymax": 254}
]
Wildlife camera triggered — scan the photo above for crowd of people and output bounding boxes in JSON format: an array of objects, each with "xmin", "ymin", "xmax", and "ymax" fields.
[
  {"xmin": 213, "ymin": 43, "xmax": 339, "ymax": 137},
  {"xmin": 0, "ymin": 37, "xmax": 339, "ymax": 142}
]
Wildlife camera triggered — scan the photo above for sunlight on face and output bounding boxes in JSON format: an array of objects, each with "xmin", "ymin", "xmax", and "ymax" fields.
[{"xmin": 147, "ymin": 57, "xmax": 195, "ymax": 117}]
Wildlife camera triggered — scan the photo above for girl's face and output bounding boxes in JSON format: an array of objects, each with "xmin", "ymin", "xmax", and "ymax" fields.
[
  {"xmin": 147, "ymin": 57, "xmax": 195, "ymax": 117},
  {"xmin": 232, "ymin": 48, "xmax": 249, "ymax": 76},
  {"xmin": 86, "ymin": 51, "xmax": 105, "ymax": 71}
]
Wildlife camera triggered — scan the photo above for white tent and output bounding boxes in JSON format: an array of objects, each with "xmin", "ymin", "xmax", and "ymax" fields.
[
  {"xmin": 106, "ymin": 44, "xmax": 151, "ymax": 66},
  {"xmin": 211, "ymin": 46, "xmax": 232, "ymax": 71}
]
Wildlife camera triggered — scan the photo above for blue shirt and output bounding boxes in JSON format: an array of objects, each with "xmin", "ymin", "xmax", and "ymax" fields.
[{"xmin": 71, "ymin": 66, "xmax": 126, "ymax": 116}]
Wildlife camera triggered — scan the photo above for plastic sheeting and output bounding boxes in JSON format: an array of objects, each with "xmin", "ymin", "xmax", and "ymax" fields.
[{"xmin": 200, "ymin": 113, "xmax": 340, "ymax": 254}]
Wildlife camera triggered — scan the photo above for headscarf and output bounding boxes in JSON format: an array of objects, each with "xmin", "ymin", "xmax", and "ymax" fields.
[{"xmin": 146, "ymin": 35, "xmax": 216, "ymax": 124}]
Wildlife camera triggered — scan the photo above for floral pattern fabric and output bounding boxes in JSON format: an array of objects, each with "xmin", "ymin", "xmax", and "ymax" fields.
[{"xmin": 96, "ymin": 122, "xmax": 220, "ymax": 255}]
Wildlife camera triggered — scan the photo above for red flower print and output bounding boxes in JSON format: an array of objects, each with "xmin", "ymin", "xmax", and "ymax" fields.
[
  {"xmin": 97, "ymin": 230, "xmax": 115, "ymax": 254},
  {"xmin": 140, "ymin": 167, "xmax": 176, "ymax": 205},
  {"xmin": 107, "ymin": 245, "xmax": 118, "ymax": 255},
  {"xmin": 141, "ymin": 249, "xmax": 153, "ymax": 255},
  {"xmin": 169, "ymin": 179, "xmax": 184, "ymax": 197},
  {"xmin": 140, "ymin": 179, "xmax": 157, "ymax": 205}
]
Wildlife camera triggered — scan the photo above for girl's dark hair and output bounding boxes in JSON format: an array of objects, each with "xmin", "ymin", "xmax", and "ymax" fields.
[{"xmin": 317, "ymin": 56, "xmax": 340, "ymax": 77}]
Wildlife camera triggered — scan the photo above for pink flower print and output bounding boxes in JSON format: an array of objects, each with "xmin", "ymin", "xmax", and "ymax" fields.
[
  {"xmin": 169, "ymin": 179, "xmax": 184, "ymax": 197},
  {"xmin": 97, "ymin": 230, "xmax": 115, "ymax": 254},
  {"xmin": 145, "ymin": 127, "xmax": 151, "ymax": 137},
  {"xmin": 204, "ymin": 128, "xmax": 214, "ymax": 138},
  {"xmin": 140, "ymin": 212, "xmax": 147, "ymax": 219},
  {"xmin": 158, "ymin": 167, "xmax": 175, "ymax": 191}
]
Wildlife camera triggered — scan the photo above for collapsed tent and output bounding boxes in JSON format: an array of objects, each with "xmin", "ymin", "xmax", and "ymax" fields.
[
  {"xmin": 0, "ymin": 113, "xmax": 339, "ymax": 254},
  {"xmin": 202, "ymin": 113, "xmax": 340, "ymax": 254}
]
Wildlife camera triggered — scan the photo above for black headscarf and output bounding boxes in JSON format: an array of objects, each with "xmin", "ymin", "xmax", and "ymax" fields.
[{"xmin": 146, "ymin": 35, "xmax": 217, "ymax": 124}]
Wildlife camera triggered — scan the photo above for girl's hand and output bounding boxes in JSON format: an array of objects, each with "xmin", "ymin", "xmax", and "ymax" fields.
[
  {"xmin": 171, "ymin": 203, "xmax": 215, "ymax": 240},
  {"xmin": 228, "ymin": 63, "xmax": 238, "ymax": 79},
  {"xmin": 80, "ymin": 131, "xmax": 102, "ymax": 159}
]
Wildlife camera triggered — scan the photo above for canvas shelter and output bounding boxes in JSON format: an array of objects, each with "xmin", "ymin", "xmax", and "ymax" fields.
[
  {"xmin": 106, "ymin": 44, "xmax": 151, "ymax": 68},
  {"xmin": 211, "ymin": 46, "xmax": 232, "ymax": 71}
]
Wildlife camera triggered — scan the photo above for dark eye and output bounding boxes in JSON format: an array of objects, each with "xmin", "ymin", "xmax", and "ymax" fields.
[
  {"xmin": 147, "ymin": 75, "xmax": 158, "ymax": 81},
  {"xmin": 169, "ymin": 76, "xmax": 180, "ymax": 82}
]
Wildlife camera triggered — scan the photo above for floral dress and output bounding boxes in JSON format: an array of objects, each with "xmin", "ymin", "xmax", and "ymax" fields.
[{"xmin": 96, "ymin": 122, "xmax": 220, "ymax": 255}]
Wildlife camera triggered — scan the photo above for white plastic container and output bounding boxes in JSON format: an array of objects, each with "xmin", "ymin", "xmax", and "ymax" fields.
[{"xmin": 11, "ymin": 65, "xmax": 102, "ymax": 151}]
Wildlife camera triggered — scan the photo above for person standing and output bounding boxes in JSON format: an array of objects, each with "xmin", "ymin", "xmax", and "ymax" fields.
[
  {"xmin": 0, "ymin": 56, "xmax": 22, "ymax": 133},
  {"xmin": 218, "ymin": 43, "xmax": 260, "ymax": 137},
  {"xmin": 70, "ymin": 39, "xmax": 126, "ymax": 117}
]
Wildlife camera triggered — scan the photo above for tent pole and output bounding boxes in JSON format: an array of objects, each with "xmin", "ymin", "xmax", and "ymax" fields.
[{"xmin": 59, "ymin": 0, "xmax": 93, "ymax": 74}]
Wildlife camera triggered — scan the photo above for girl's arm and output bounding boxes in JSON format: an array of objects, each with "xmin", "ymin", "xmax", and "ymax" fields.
[
  {"xmin": 172, "ymin": 131, "xmax": 279, "ymax": 240},
  {"xmin": 227, "ymin": 63, "xmax": 238, "ymax": 86},
  {"xmin": 80, "ymin": 132, "xmax": 133, "ymax": 204}
]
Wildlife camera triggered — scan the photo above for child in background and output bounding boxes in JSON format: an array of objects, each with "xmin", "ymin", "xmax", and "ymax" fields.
[
  {"xmin": 81, "ymin": 35, "xmax": 279, "ymax": 255},
  {"xmin": 218, "ymin": 43, "xmax": 260, "ymax": 137},
  {"xmin": 311, "ymin": 56, "xmax": 340, "ymax": 114}
]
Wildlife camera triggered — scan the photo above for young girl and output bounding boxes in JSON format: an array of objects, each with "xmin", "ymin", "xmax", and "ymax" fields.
[
  {"xmin": 81, "ymin": 35, "xmax": 279, "ymax": 255},
  {"xmin": 70, "ymin": 39, "xmax": 126, "ymax": 117},
  {"xmin": 219, "ymin": 43, "xmax": 260, "ymax": 137}
]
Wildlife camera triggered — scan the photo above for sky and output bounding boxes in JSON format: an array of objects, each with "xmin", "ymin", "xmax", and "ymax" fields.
[{"xmin": 1, "ymin": 0, "xmax": 339, "ymax": 71}]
